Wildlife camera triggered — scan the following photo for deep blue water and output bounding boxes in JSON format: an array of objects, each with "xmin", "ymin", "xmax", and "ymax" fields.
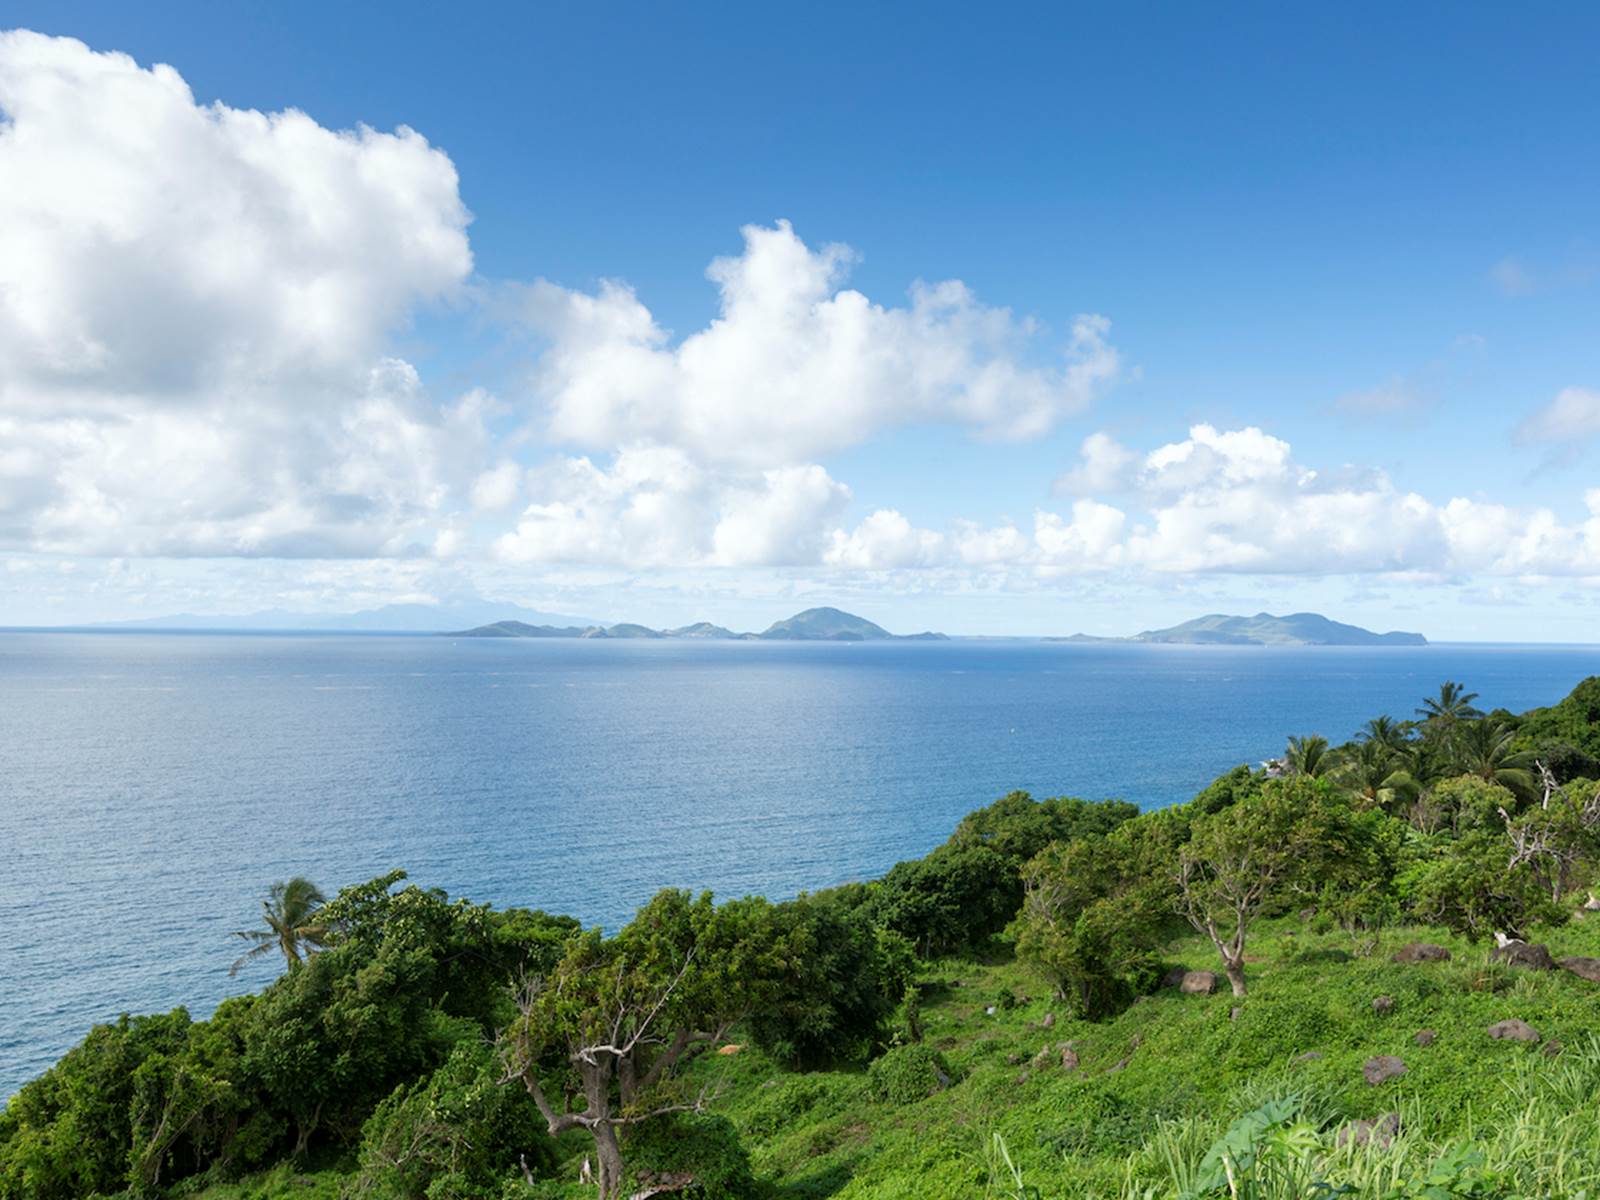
[{"xmin": 3, "ymin": 632, "xmax": 1599, "ymax": 1099}]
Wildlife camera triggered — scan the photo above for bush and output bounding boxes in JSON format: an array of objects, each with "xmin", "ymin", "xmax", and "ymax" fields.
[
  {"xmin": 621, "ymin": 1114, "xmax": 754, "ymax": 1200},
  {"xmin": 867, "ymin": 1044, "xmax": 956, "ymax": 1105},
  {"xmin": 350, "ymin": 1041, "xmax": 553, "ymax": 1200}
]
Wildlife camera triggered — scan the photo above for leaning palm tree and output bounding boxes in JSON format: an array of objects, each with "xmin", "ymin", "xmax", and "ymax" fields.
[
  {"xmin": 230, "ymin": 877, "xmax": 329, "ymax": 976},
  {"xmin": 1283, "ymin": 734, "xmax": 1335, "ymax": 778},
  {"xmin": 1417, "ymin": 681, "xmax": 1483, "ymax": 732},
  {"xmin": 1447, "ymin": 717, "xmax": 1537, "ymax": 802},
  {"xmin": 1333, "ymin": 738, "xmax": 1420, "ymax": 812}
]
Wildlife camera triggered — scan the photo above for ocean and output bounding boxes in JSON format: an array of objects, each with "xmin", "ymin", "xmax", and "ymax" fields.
[{"xmin": 3, "ymin": 632, "xmax": 1598, "ymax": 1099}]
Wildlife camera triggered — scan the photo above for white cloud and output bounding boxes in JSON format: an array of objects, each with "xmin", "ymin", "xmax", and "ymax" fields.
[
  {"xmin": 1055, "ymin": 431, "xmax": 1137, "ymax": 494},
  {"xmin": 0, "ymin": 31, "xmax": 475, "ymax": 557},
  {"xmin": 826, "ymin": 509, "xmax": 946, "ymax": 569},
  {"xmin": 520, "ymin": 220, "xmax": 1120, "ymax": 466},
  {"xmin": 493, "ymin": 448, "xmax": 850, "ymax": 568},
  {"xmin": 1516, "ymin": 386, "xmax": 1600, "ymax": 444}
]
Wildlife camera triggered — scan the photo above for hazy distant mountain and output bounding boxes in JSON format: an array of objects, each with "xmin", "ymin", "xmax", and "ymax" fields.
[
  {"xmin": 1064, "ymin": 611, "xmax": 1426, "ymax": 647},
  {"xmin": 451, "ymin": 621, "xmax": 592, "ymax": 638},
  {"xmin": 666, "ymin": 622, "xmax": 743, "ymax": 639},
  {"xmin": 581, "ymin": 623, "xmax": 664, "ymax": 639},
  {"xmin": 92, "ymin": 600, "xmax": 599, "ymax": 633},
  {"xmin": 449, "ymin": 606, "xmax": 947, "ymax": 642}
]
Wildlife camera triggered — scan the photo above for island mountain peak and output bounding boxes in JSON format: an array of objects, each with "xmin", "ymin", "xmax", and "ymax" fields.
[
  {"xmin": 1067, "ymin": 611, "xmax": 1426, "ymax": 646},
  {"xmin": 449, "ymin": 607, "xmax": 947, "ymax": 642}
]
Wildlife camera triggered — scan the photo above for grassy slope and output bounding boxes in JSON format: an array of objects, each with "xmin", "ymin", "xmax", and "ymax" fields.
[
  {"xmin": 189, "ymin": 914, "xmax": 1600, "ymax": 1199},
  {"xmin": 704, "ymin": 915, "xmax": 1600, "ymax": 1198}
]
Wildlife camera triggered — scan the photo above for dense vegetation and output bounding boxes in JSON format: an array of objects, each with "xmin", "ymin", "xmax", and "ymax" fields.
[{"xmin": 5, "ymin": 679, "xmax": 1600, "ymax": 1199}]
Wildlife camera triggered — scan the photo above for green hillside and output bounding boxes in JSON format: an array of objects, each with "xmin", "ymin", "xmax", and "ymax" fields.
[{"xmin": 7, "ymin": 679, "xmax": 1600, "ymax": 1200}]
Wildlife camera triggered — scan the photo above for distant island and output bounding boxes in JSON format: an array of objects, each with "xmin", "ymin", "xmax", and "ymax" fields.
[
  {"xmin": 448, "ymin": 605, "xmax": 948, "ymax": 642},
  {"xmin": 1060, "ymin": 611, "xmax": 1427, "ymax": 647}
]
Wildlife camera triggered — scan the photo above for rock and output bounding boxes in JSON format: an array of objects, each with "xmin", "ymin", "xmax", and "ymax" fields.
[
  {"xmin": 1584, "ymin": 891, "xmax": 1600, "ymax": 912},
  {"xmin": 1298, "ymin": 906, "xmax": 1318, "ymax": 921},
  {"xmin": 1544, "ymin": 1039, "xmax": 1565, "ymax": 1058},
  {"xmin": 1373, "ymin": 995, "xmax": 1395, "ymax": 1016},
  {"xmin": 1561, "ymin": 956, "xmax": 1600, "ymax": 983},
  {"xmin": 1180, "ymin": 970, "xmax": 1219, "ymax": 994},
  {"xmin": 1161, "ymin": 966, "xmax": 1189, "ymax": 989},
  {"xmin": 1030, "ymin": 1046, "xmax": 1052, "ymax": 1070},
  {"xmin": 1230, "ymin": 1006, "xmax": 1242, "ymax": 1021},
  {"xmin": 1041, "ymin": 1011, "xmax": 1056, "ymax": 1029},
  {"xmin": 1337, "ymin": 1112, "xmax": 1401, "ymax": 1149},
  {"xmin": 1292, "ymin": 1051, "xmax": 1324, "ymax": 1064},
  {"xmin": 1015, "ymin": 1071, "xmax": 1030, "ymax": 1084},
  {"xmin": 1060, "ymin": 1045, "xmax": 1079, "ymax": 1070},
  {"xmin": 1492, "ymin": 941, "xmax": 1558, "ymax": 971},
  {"xmin": 1362, "ymin": 1055, "xmax": 1407, "ymax": 1085},
  {"xmin": 1414, "ymin": 1029, "xmax": 1437, "ymax": 1047},
  {"xmin": 985, "ymin": 1005, "xmax": 998, "ymax": 1016},
  {"xmin": 1392, "ymin": 942, "xmax": 1451, "ymax": 964},
  {"xmin": 1005, "ymin": 1052, "xmax": 1024, "ymax": 1066},
  {"xmin": 1487, "ymin": 1019, "xmax": 1541, "ymax": 1042}
]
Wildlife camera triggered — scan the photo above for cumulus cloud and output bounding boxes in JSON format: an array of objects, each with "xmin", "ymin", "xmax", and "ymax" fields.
[
  {"xmin": 0, "ymin": 30, "xmax": 475, "ymax": 556},
  {"xmin": 519, "ymin": 220, "xmax": 1120, "ymax": 466},
  {"xmin": 1042, "ymin": 425, "xmax": 1600, "ymax": 578},
  {"xmin": 1054, "ymin": 431, "xmax": 1137, "ymax": 494},
  {"xmin": 493, "ymin": 448, "xmax": 850, "ymax": 568}
]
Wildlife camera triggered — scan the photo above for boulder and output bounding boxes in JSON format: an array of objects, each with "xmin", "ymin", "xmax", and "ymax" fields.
[
  {"xmin": 1041, "ymin": 1011, "xmax": 1057, "ymax": 1029},
  {"xmin": 1230, "ymin": 1006, "xmax": 1242, "ymax": 1022},
  {"xmin": 1544, "ymin": 1039, "xmax": 1565, "ymax": 1058},
  {"xmin": 1029, "ymin": 1046, "xmax": 1052, "ymax": 1070},
  {"xmin": 1180, "ymin": 970, "xmax": 1219, "ymax": 994},
  {"xmin": 1584, "ymin": 891, "xmax": 1600, "ymax": 912},
  {"xmin": 1392, "ymin": 942, "xmax": 1451, "ymax": 964},
  {"xmin": 1161, "ymin": 966, "xmax": 1189, "ymax": 988},
  {"xmin": 1487, "ymin": 1018, "xmax": 1541, "ymax": 1042},
  {"xmin": 1561, "ymin": 956, "xmax": 1600, "ymax": 983},
  {"xmin": 1292, "ymin": 1050, "xmax": 1324, "ymax": 1064},
  {"xmin": 1363, "ymin": 1055, "xmax": 1407, "ymax": 1086},
  {"xmin": 1060, "ymin": 1045, "xmax": 1080, "ymax": 1071},
  {"xmin": 1372, "ymin": 995, "xmax": 1395, "ymax": 1016},
  {"xmin": 1414, "ymin": 1028, "xmax": 1437, "ymax": 1047},
  {"xmin": 1492, "ymin": 941, "xmax": 1557, "ymax": 971},
  {"xmin": 1337, "ymin": 1112, "xmax": 1401, "ymax": 1149}
]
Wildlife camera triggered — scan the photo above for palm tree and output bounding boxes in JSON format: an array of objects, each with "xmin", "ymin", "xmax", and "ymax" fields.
[
  {"xmin": 1448, "ymin": 718, "xmax": 1537, "ymax": 802},
  {"xmin": 1417, "ymin": 681, "xmax": 1483, "ymax": 732},
  {"xmin": 1284, "ymin": 734, "xmax": 1334, "ymax": 778},
  {"xmin": 230, "ymin": 877, "xmax": 329, "ymax": 976},
  {"xmin": 1359, "ymin": 715, "xmax": 1412, "ymax": 754},
  {"xmin": 1332, "ymin": 738, "xmax": 1420, "ymax": 812}
]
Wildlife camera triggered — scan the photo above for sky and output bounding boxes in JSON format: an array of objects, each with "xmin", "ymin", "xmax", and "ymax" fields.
[{"xmin": 1, "ymin": 3, "xmax": 1598, "ymax": 639}]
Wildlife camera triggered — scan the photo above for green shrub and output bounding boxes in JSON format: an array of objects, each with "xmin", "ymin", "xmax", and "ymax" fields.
[
  {"xmin": 867, "ymin": 1044, "xmax": 956, "ymax": 1104},
  {"xmin": 621, "ymin": 1114, "xmax": 754, "ymax": 1200}
]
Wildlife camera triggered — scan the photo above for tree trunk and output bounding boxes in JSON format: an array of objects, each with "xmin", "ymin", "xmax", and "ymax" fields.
[
  {"xmin": 1224, "ymin": 958, "xmax": 1247, "ymax": 997},
  {"xmin": 592, "ymin": 1120, "xmax": 625, "ymax": 1200}
]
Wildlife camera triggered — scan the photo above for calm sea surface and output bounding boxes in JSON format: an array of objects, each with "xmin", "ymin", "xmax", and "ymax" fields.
[{"xmin": 3, "ymin": 632, "xmax": 1599, "ymax": 1098}]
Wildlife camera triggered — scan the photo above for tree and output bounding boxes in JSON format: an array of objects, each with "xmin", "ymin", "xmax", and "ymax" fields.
[
  {"xmin": 1504, "ymin": 773, "xmax": 1600, "ymax": 903},
  {"xmin": 499, "ymin": 891, "xmax": 793, "ymax": 1200},
  {"xmin": 1332, "ymin": 739, "xmax": 1419, "ymax": 813},
  {"xmin": 230, "ymin": 878, "xmax": 329, "ymax": 977},
  {"xmin": 1283, "ymin": 735, "xmax": 1334, "ymax": 778},
  {"xmin": 1417, "ymin": 681, "xmax": 1483, "ymax": 734},
  {"xmin": 1359, "ymin": 715, "xmax": 1413, "ymax": 754},
  {"xmin": 1448, "ymin": 718, "xmax": 1537, "ymax": 802},
  {"xmin": 1175, "ymin": 780, "xmax": 1351, "ymax": 997},
  {"xmin": 1015, "ymin": 832, "xmax": 1168, "ymax": 1018},
  {"xmin": 1402, "ymin": 831, "xmax": 1563, "ymax": 940}
]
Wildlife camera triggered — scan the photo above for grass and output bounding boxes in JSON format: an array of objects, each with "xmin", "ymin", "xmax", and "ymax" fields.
[{"xmin": 186, "ymin": 913, "xmax": 1600, "ymax": 1199}]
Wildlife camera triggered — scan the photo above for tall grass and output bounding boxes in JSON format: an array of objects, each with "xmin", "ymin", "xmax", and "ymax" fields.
[{"xmin": 1107, "ymin": 1036, "xmax": 1600, "ymax": 1198}]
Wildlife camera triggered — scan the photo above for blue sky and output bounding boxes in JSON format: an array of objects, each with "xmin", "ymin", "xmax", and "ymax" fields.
[{"xmin": 1, "ymin": 3, "xmax": 1597, "ymax": 637}]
